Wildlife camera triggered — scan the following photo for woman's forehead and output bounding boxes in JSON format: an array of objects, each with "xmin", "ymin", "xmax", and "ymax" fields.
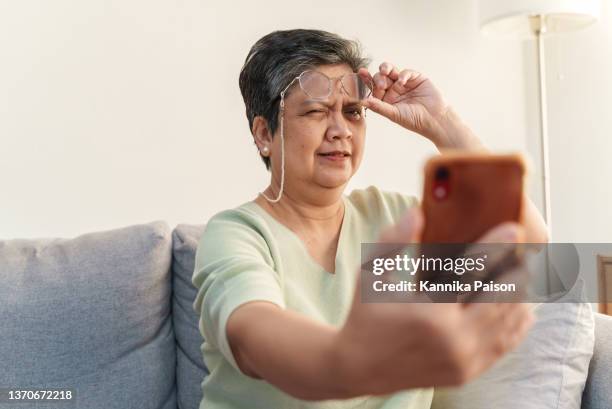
[{"xmin": 312, "ymin": 63, "xmax": 354, "ymax": 78}]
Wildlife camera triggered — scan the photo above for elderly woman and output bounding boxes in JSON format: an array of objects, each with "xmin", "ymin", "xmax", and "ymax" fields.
[{"xmin": 192, "ymin": 29, "xmax": 548, "ymax": 408}]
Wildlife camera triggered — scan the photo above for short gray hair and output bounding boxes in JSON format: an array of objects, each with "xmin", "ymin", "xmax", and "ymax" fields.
[{"xmin": 239, "ymin": 29, "xmax": 371, "ymax": 170}]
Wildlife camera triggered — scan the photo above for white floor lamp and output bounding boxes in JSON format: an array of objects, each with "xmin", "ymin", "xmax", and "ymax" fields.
[{"xmin": 477, "ymin": 0, "xmax": 600, "ymax": 241}]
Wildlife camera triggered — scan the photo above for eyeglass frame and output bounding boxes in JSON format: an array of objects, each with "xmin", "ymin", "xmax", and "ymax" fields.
[{"xmin": 278, "ymin": 69, "xmax": 373, "ymax": 110}]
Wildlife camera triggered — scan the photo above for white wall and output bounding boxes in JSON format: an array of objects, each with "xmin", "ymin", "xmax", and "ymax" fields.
[
  {"xmin": 541, "ymin": 0, "xmax": 612, "ymax": 242},
  {"xmin": 0, "ymin": 0, "xmax": 609, "ymax": 241}
]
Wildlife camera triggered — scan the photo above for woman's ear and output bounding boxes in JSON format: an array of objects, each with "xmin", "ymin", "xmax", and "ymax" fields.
[{"xmin": 252, "ymin": 116, "xmax": 273, "ymax": 154}]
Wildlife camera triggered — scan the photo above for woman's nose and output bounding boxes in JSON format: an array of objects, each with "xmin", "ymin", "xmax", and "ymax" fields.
[{"xmin": 325, "ymin": 112, "xmax": 352, "ymax": 141}]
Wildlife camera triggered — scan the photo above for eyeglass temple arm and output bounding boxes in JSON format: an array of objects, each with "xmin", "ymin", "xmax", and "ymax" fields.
[{"xmin": 279, "ymin": 76, "xmax": 300, "ymax": 108}]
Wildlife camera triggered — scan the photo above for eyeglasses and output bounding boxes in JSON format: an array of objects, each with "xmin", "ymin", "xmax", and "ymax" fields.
[{"xmin": 279, "ymin": 70, "xmax": 373, "ymax": 106}]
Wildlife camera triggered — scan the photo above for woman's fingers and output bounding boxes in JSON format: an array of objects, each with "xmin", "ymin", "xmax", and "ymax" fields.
[
  {"xmin": 478, "ymin": 303, "xmax": 533, "ymax": 370},
  {"xmin": 461, "ymin": 302, "xmax": 533, "ymax": 378},
  {"xmin": 477, "ymin": 303, "xmax": 533, "ymax": 351},
  {"xmin": 373, "ymin": 65, "xmax": 424, "ymax": 100},
  {"xmin": 372, "ymin": 72, "xmax": 393, "ymax": 99},
  {"xmin": 381, "ymin": 70, "xmax": 423, "ymax": 104},
  {"xmin": 359, "ymin": 69, "xmax": 397, "ymax": 120},
  {"xmin": 357, "ymin": 68, "xmax": 393, "ymax": 113},
  {"xmin": 379, "ymin": 62, "xmax": 400, "ymax": 80},
  {"xmin": 393, "ymin": 69, "xmax": 424, "ymax": 94},
  {"xmin": 370, "ymin": 62, "xmax": 400, "ymax": 100},
  {"xmin": 465, "ymin": 301, "xmax": 513, "ymax": 327}
]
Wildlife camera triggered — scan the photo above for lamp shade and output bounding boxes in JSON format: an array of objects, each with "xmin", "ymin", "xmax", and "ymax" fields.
[{"xmin": 478, "ymin": 0, "xmax": 600, "ymax": 36}]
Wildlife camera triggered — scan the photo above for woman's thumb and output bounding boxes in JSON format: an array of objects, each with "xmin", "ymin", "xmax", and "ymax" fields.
[{"xmin": 364, "ymin": 95, "xmax": 396, "ymax": 120}]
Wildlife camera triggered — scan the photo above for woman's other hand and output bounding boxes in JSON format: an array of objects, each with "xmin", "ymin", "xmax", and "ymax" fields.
[
  {"xmin": 359, "ymin": 63, "xmax": 447, "ymax": 142},
  {"xmin": 358, "ymin": 63, "xmax": 485, "ymax": 152},
  {"xmin": 333, "ymin": 207, "xmax": 534, "ymax": 396}
]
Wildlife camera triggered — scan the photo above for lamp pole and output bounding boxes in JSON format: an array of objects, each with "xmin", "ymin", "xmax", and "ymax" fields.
[
  {"xmin": 531, "ymin": 14, "xmax": 553, "ymax": 240},
  {"xmin": 531, "ymin": 14, "xmax": 553, "ymax": 295}
]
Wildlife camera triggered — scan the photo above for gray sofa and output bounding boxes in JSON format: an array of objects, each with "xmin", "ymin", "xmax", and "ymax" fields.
[{"xmin": 0, "ymin": 221, "xmax": 610, "ymax": 409}]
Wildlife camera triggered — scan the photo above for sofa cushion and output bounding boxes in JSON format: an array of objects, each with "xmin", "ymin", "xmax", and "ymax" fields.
[
  {"xmin": 582, "ymin": 313, "xmax": 612, "ymax": 409},
  {"xmin": 0, "ymin": 221, "xmax": 176, "ymax": 409},
  {"xmin": 431, "ymin": 278, "xmax": 594, "ymax": 409},
  {"xmin": 172, "ymin": 224, "xmax": 208, "ymax": 409}
]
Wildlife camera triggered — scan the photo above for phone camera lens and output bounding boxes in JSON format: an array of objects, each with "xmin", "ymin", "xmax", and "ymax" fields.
[{"xmin": 435, "ymin": 166, "xmax": 450, "ymax": 181}]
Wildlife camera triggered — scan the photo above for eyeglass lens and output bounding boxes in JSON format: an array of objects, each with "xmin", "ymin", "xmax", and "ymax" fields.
[{"xmin": 298, "ymin": 70, "xmax": 372, "ymax": 101}]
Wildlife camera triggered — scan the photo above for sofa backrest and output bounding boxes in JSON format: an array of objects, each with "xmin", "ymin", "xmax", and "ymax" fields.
[
  {"xmin": 582, "ymin": 312, "xmax": 612, "ymax": 409},
  {"xmin": 0, "ymin": 221, "xmax": 177, "ymax": 409},
  {"xmin": 171, "ymin": 224, "xmax": 208, "ymax": 409}
]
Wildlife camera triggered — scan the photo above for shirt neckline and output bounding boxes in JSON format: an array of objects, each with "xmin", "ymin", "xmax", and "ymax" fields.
[{"xmin": 246, "ymin": 196, "xmax": 352, "ymax": 275}]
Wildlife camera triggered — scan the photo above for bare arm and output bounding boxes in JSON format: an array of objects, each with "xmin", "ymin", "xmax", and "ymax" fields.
[
  {"xmin": 226, "ymin": 301, "xmax": 350, "ymax": 401},
  {"xmin": 435, "ymin": 106, "xmax": 550, "ymax": 244}
]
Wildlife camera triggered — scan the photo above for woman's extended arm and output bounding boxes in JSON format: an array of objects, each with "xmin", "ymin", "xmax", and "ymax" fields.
[
  {"xmin": 226, "ymin": 209, "xmax": 534, "ymax": 401},
  {"xmin": 226, "ymin": 301, "xmax": 349, "ymax": 400}
]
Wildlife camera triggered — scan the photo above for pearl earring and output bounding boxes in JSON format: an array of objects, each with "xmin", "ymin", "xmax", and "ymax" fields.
[{"xmin": 261, "ymin": 146, "xmax": 270, "ymax": 156}]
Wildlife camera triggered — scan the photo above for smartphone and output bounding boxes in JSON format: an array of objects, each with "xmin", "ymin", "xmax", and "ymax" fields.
[
  {"xmin": 417, "ymin": 152, "xmax": 527, "ymax": 301},
  {"xmin": 421, "ymin": 152, "xmax": 526, "ymax": 244}
]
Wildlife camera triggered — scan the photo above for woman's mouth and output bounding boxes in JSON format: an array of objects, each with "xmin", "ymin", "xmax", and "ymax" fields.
[{"xmin": 317, "ymin": 151, "xmax": 351, "ymax": 161}]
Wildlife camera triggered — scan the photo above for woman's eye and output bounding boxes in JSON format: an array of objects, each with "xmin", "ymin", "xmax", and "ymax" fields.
[{"xmin": 345, "ymin": 109, "xmax": 362, "ymax": 119}]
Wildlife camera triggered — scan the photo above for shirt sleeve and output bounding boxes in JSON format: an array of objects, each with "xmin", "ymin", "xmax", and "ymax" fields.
[
  {"xmin": 191, "ymin": 209, "xmax": 285, "ymax": 374},
  {"xmin": 349, "ymin": 185, "xmax": 420, "ymax": 226}
]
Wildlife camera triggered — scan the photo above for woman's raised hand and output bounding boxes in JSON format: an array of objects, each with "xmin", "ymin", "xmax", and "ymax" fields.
[
  {"xmin": 358, "ymin": 63, "xmax": 451, "ymax": 145},
  {"xmin": 332, "ymin": 207, "xmax": 534, "ymax": 396}
]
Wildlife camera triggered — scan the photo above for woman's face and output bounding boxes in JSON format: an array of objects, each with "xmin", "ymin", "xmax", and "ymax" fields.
[{"xmin": 270, "ymin": 63, "xmax": 366, "ymax": 195}]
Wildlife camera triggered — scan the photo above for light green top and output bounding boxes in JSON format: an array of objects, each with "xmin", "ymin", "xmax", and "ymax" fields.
[{"xmin": 192, "ymin": 185, "xmax": 433, "ymax": 409}]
